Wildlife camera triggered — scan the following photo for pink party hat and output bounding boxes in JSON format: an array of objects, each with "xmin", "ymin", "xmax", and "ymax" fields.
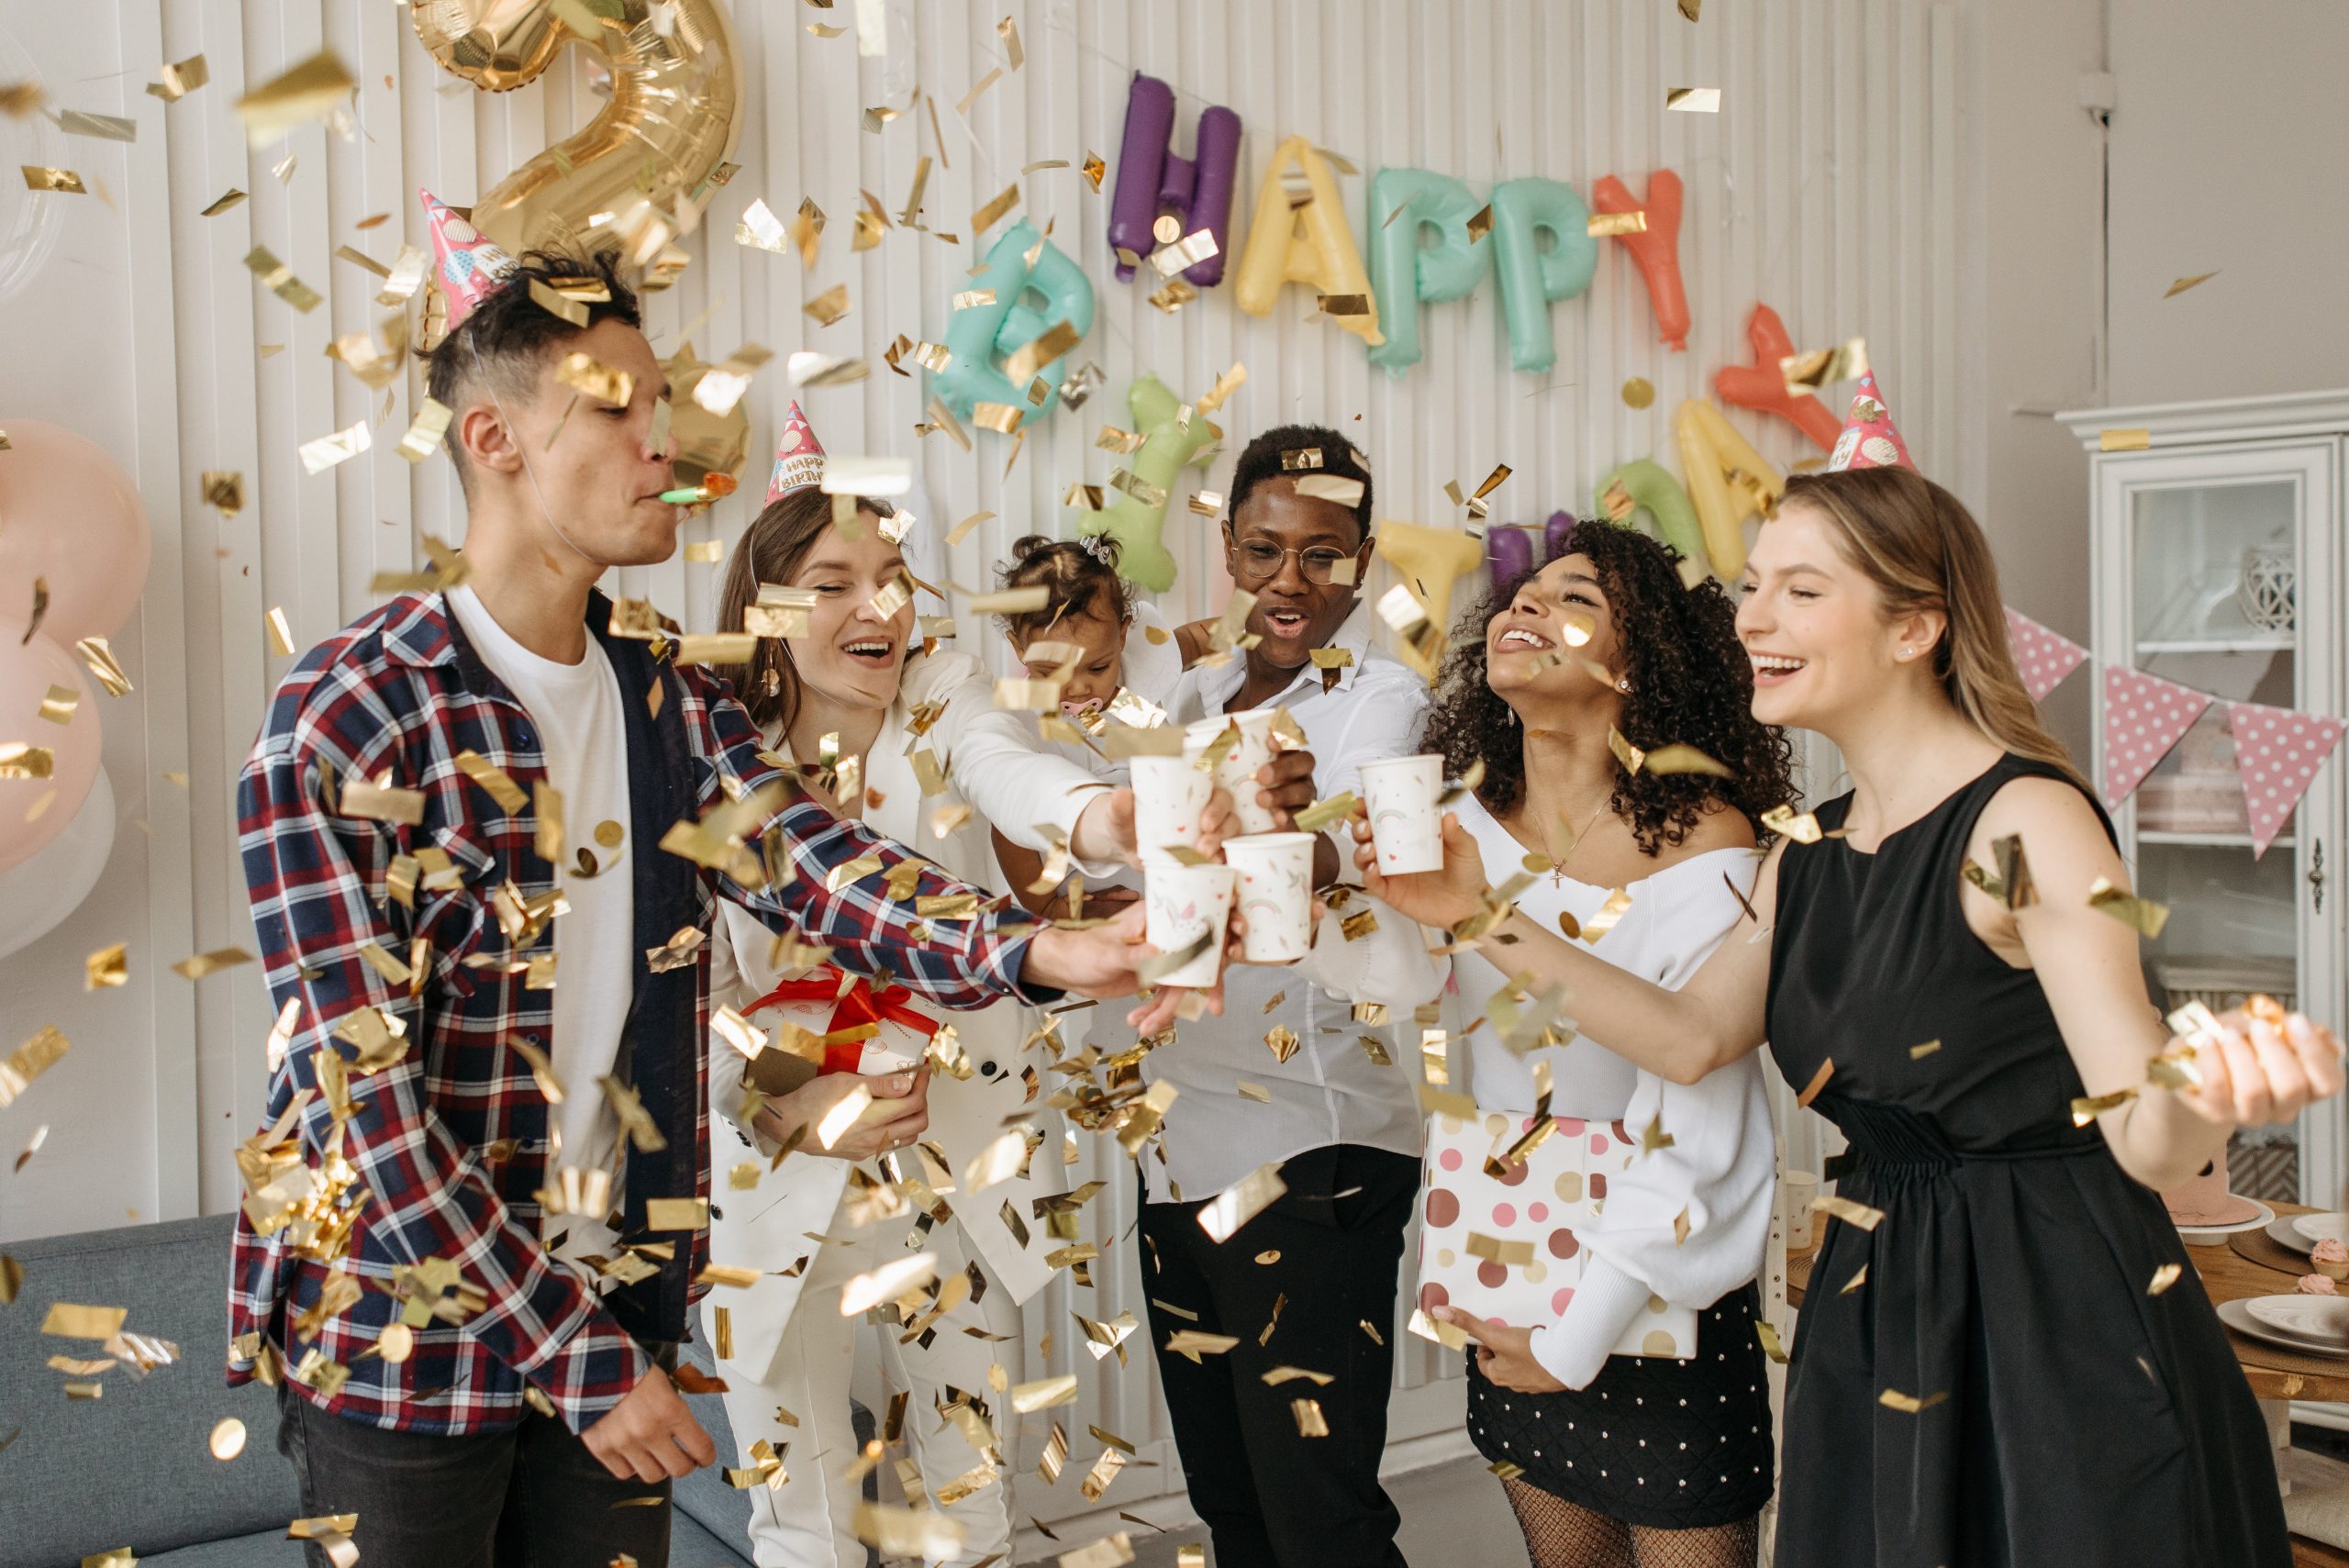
[
  {"xmin": 1825, "ymin": 371, "xmax": 1916, "ymax": 473},
  {"xmin": 764, "ymin": 400, "xmax": 827, "ymax": 502},
  {"xmin": 421, "ymin": 187, "xmax": 518, "ymax": 329}
]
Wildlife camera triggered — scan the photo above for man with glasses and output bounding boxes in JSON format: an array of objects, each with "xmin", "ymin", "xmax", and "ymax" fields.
[{"xmin": 1138, "ymin": 424, "xmax": 1440, "ymax": 1568}]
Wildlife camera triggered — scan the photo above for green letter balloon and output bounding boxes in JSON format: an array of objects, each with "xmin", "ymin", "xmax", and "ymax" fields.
[
  {"xmin": 1593, "ymin": 459, "xmax": 1705, "ymax": 563},
  {"xmin": 1489, "ymin": 177, "xmax": 1599, "ymax": 373},
  {"xmin": 1071, "ymin": 373, "xmax": 1216, "ymax": 591},
  {"xmin": 1365, "ymin": 167, "xmax": 1489, "ymax": 374}
]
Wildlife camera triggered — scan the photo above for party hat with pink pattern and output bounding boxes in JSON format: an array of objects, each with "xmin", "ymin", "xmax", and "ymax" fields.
[
  {"xmin": 420, "ymin": 188, "xmax": 518, "ymax": 329},
  {"xmin": 764, "ymin": 400, "xmax": 827, "ymax": 502},
  {"xmin": 1824, "ymin": 371, "xmax": 1916, "ymax": 473}
]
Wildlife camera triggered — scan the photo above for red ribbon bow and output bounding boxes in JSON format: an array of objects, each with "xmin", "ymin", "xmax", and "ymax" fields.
[{"xmin": 744, "ymin": 966, "xmax": 937, "ymax": 1074}]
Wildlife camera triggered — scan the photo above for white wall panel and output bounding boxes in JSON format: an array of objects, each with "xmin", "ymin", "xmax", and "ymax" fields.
[{"xmin": 0, "ymin": 0, "xmax": 1976, "ymax": 1522}]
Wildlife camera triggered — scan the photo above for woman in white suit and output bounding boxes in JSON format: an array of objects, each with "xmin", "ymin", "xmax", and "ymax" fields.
[{"xmin": 699, "ymin": 414, "xmax": 1145, "ymax": 1568}]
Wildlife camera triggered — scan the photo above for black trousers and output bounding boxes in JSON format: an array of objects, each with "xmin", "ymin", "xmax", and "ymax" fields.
[
  {"xmin": 1139, "ymin": 1144, "xmax": 1419, "ymax": 1568},
  {"xmin": 274, "ymin": 1375, "xmax": 672, "ymax": 1568}
]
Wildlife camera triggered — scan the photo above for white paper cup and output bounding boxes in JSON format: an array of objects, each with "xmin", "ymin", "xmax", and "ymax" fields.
[
  {"xmin": 1358, "ymin": 753, "xmax": 1444, "ymax": 874},
  {"xmin": 1783, "ymin": 1170, "xmax": 1819, "ymax": 1250},
  {"xmin": 1142, "ymin": 862, "xmax": 1238, "ymax": 990},
  {"xmin": 1185, "ymin": 710, "xmax": 1282, "ymax": 836},
  {"xmin": 1223, "ymin": 832, "xmax": 1317, "ymax": 964},
  {"xmin": 1129, "ymin": 753, "xmax": 1215, "ymax": 867}
]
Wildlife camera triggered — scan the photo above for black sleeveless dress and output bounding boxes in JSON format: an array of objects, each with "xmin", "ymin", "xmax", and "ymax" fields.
[{"xmin": 1766, "ymin": 754, "xmax": 2288, "ymax": 1567}]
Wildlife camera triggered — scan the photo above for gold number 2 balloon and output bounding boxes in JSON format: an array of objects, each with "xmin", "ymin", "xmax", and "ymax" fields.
[{"xmin": 409, "ymin": 0, "xmax": 741, "ymax": 261}]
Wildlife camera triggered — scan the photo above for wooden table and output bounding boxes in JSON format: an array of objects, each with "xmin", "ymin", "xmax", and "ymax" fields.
[{"xmin": 1787, "ymin": 1200, "xmax": 2349, "ymax": 1402}]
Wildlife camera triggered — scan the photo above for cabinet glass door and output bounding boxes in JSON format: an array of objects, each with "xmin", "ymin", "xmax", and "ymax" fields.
[{"xmin": 2101, "ymin": 441, "xmax": 2341, "ymax": 1205}]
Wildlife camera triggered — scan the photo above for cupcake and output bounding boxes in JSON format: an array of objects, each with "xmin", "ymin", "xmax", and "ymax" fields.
[
  {"xmin": 2314, "ymin": 1239, "xmax": 2349, "ymax": 1281},
  {"xmin": 2298, "ymin": 1273, "xmax": 2339, "ymax": 1296}
]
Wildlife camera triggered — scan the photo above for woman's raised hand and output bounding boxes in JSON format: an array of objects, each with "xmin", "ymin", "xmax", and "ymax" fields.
[
  {"xmin": 1350, "ymin": 809, "xmax": 1490, "ymax": 929},
  {"xmin": 2173, "ymin": 1002, "xmax": 2345, "ymax": 1130}
]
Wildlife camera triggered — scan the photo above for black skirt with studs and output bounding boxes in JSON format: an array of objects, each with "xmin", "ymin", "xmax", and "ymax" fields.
[{"xmin": 1464, "ymin": 1284, "xmax": 1775, "ymax": 1530}]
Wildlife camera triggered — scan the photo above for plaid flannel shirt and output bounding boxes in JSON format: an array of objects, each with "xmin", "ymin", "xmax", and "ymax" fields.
[{"xmin": 228, "ymin": 589, "xmax": 1052, "ymax": 1435}]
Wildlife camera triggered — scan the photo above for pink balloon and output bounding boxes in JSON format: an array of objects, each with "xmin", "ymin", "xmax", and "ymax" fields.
[
  {"xmin": 0, "ymin": 419, "xmax": 152, "ymax": 641},
  {"xmin": 0, "ymin": 622, "xmax": 103, "ymax": 873}
]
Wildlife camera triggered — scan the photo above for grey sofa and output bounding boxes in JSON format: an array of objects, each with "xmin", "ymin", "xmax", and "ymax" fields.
[{"xmin": 0, "ymin": 1214, "xmax": 771, "ymax": 1568}]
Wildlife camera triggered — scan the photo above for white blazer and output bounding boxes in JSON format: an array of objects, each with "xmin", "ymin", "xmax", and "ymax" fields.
[{"xmin": 705, "ymin": 651, "xmax": 1086, "ymax": 1376}]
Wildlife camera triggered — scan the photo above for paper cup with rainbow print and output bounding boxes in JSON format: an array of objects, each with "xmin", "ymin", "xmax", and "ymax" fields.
[
  {"xmin": 1357, "ymin": 754, "xmax": 1444, "ymax": 875},
  {"xmin": 1142, "ymin": 862, "xmax": 1238, "ymax": 989},
  {"xmin": 1130, "ymin": 753, "xmax": 1215, "ymax": 868},
  {"xmin": 1223, "ymin": 831, "xmax": 1316, "ymax": 964},
  {"xmin": 1184, "ymin": 710, "xmax": 1281, "ymax": 835}
]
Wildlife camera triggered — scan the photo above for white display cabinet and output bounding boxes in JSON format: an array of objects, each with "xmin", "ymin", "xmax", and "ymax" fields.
[{"xmin": 2058, "ymin": 392, "xmax": 2346, "ymax": 1207}]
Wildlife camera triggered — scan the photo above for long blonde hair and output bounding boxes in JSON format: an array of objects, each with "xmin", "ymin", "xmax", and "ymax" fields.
[{"xmin": 1780, "ymin": 467, "xmax": 2085, "ymax": 788}]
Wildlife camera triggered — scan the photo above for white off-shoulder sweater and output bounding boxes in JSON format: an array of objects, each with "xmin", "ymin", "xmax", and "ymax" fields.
[{"xmin": 1448, "ymin": 794, "xmax": 1777, "ymax": 1390}]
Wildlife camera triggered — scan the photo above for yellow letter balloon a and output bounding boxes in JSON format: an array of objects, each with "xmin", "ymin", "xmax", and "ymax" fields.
[
  {"xmin": 1673, "ymin": 399, "xmax": 1784, "ymax": 580},
  {"xmin": 1234, "ymin": 136, "xmax": 1383, "ymax": 345}
]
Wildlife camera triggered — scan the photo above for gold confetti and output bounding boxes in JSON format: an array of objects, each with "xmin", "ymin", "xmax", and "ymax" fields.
[
  {"xmin": 1082, "ymin": 150, "xmax": 1107, "ymax": 190},
  {"xmin": 2099, "ymin": 428, "xmax": 2153, "ymax": 453},
  {"xmin": 297, "ymin": 421, "xmax": 370, "ymax": 474},
  {"xmin": 955, "ymin": 67, "xmax": 1003, "ymax": 116},
  {"xmin": 1590, "ymin": 210, "xmax": 1650, "ymax": 238},
  {"xmin": 264, "ymin": 606, "xmax": 295, "ymax": 656},
  {"xmin": 2087, "ymin": 875, "xmax": 2168, "ymax": 938},
  {"xmin": 1621, "ymin": 376, "xmax": 1656, "ymax": 408},
  {"xmin": 232, "ymin": 50, "xmax": 354, "ymax": 145},
  {"xmin": 84, "ymin": 943, "xmax": 128, "ymax": 991},
  {"xmin": 1812, "ymin": 1194, "xmax": 1884, "ymax": 1231},
  {"xmin": 972, "ymin": 182, "xmax": 1020, "ymax": 236},
  {"xmin": 1666, "ymin": 86, "xmax": 1721, "ymax": 112},
  {"xmin": 1841, "ymin": 1265, "xmax": 1868, "ymax": 1295},
  {"xmin": 171, "ymin": 947, "xmax": 255, "ymax": 981},
  {"xmin": 1909, "ymin": 1039, "xmax": 1942, "ymax": 1060},
  {"xmin": 454, "ymin": 750, "xmax": 529, "ymax": 812},
  {"xmin": 2148, "ymin": 1262, "xmax": 2184, "ymax": 1296},
  {"xmin": 397, "ymin": 399, "xmax": 453, "ymax": 463},
  {"xmin": 40, "ymin": 1301, "xmax": 127, "ymax": 1339},
  {"xmin": 2164, "ymin": 272, "xmax": 2219, "ymax": 298},
  {"xmin": 2071, "ymin": 1087, "xmax": 2137, "ymax": 1126},
  {"xmin": 555, "ymin": 351, "xmax": 632, "ymax": 407},
  {"xmin": 1754, "ymin": 1320, "xmax": 1788, "ymax": 1363},
  {"xmin": 209, "ymin": 1417, "xmax": 248, "ymax": 1460},
  {"xmin": 0, "ymin": 1026, "xmax": 70, "ymax": 1109},
  {"xmin": 1760, "ymin": 804, "xmax": 1822, "ymax": 844},
  {"xmin": 803, "ymin": 283, "xmax": 851, "ymax": 326},
  {"xmin": 1780, "ymin": 337, "xmax": 1871, "ymax": 395},
  {"xmin": 1290, "ymin": 1398, "xmax": 1330, "ymax": 1436},
  {"xmin": 1878, "ymin": 1387, "xmax": 1950, "ymax": 1414},
  {"xmin": 1197, "ymin": 1163, "xmax": 1286, "ymax": 1243},
  {"xmin": 148, "ymin": 53, "xmax": 211, "ymax": 100},
  {"xmin": 1794, "ymin": 1057, "xmax": 1834, "ymax": 1109},
  {"xmin": 1012, "ymin": 1373, "xmax": 1080, "ymax": 1412},
  {"xmin": 20, "ymin": 165, "xmax": 86, "ymax": 194}
]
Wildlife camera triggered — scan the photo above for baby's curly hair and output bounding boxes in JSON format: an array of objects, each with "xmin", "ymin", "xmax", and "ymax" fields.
[{"xmin": 1419, "ymin": 518, "xmax": 1796, "ymax": 854}]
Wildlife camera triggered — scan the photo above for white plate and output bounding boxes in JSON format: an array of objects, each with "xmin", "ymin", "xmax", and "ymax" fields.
[
  {"xmin": 2246, "ymin": 1294, "xmax": 2349, "ymax": 1345},
  {"xmin": 2269, "ymin": 1215, "xmax": 2317, "ymax": 1255},
  {"xmin": 2292, "ymin": 1212, "xmax": 2349, "ymax": 1246},
  {"xmin": 2178, "ymin": 1199, "xmax": 2275, "ymax": 1246},
  {"xmin": 2218, "ymin": 1297, "xmax": 2349, "ymax": 1359}
]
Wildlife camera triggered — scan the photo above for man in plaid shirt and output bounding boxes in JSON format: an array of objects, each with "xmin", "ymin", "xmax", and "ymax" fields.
[{"xmin": 234, "ymin": 235, "xmax": 1214, "ymax": 1568}]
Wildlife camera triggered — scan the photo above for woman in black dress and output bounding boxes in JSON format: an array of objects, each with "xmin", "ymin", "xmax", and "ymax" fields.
[{"xmin": 1359, "ymin": 465, "xmax": 2343, "ymax": 1567}]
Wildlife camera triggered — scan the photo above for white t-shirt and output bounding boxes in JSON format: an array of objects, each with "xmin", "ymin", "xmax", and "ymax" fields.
[{"xmin": 446, "ymin": 586, "xmax": 636, "ymax": 1268}]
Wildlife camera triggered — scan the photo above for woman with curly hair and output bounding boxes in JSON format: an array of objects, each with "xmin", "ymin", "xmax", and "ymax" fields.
[{"xmin": 1413, "ymin": 517, "xmax": 1791, "ymax": 1568}]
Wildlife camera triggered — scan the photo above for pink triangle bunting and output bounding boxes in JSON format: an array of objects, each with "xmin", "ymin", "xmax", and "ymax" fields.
[
  {"xmin": 2101, "ymin": 666, "xmax": 2212, "ymax": 808},
  {"xmin": 2226, "ymin": 700, "xmax": 2346, "ymax": 859},
  {"xmin": 2003, "ymin": 606, "xmax": 2089, "ymax": 705}
]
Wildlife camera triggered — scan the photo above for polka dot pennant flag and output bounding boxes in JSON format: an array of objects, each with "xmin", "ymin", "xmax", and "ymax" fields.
[
  {"xmin": 2226, "ymin": 700, "xmax": 2346, "ymax": 859},
  {"xmin": 2101, "ymin": 666, "xmax": 2212, "ymax": 809},
  {"xmin": 2004, "ymin": 606, "xmax": 2089, "ymax": 704}
]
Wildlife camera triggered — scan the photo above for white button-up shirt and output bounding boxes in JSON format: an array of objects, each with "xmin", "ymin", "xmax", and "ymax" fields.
[{"xmin": 1142, "ymin": 599, "xmax": 1441, "ymax": 1201}]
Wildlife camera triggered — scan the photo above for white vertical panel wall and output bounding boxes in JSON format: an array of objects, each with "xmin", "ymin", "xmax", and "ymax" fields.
[{"xmin": 0, "ymin": 0, "xmax": 1973, "ymax": 1525}]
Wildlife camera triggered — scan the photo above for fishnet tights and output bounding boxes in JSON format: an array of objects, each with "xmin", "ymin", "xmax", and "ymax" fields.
[{"xmin": 1500, "ymin": 1476, "xmax": 1760, "ymax": 1568}]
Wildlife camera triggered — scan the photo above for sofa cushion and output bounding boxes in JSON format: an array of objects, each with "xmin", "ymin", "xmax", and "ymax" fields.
[{"xmin": 2, "ymin": 1216, "xmax": 301, "ymax": 1568}]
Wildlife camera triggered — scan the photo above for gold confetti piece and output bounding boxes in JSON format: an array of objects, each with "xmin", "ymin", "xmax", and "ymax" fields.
[
  {"xmin": 1620, "ymin": 376, "xmax": 1656, "ymax": 409},
  {"xmin": 1878, "ymin": 1387, "xmax": 1950, "ymax": 1414},
  {"xmin": 454, "ymin": 750, "xmax": 529, "ymax": 812},
  {"xmin": 395, "ymin": 398, "xmax": 452, "ymax": 464},
  {"xmin": 41, "ymin": 1301, "xmax": 127, "ymax": 1340},
  {"xmin": 2165, "ymin": 272, "xmax": 2219, "ymax": 298},
  {"xmin": 199, "ymin": 470, "xmax": 246, "ymax": 517},
  {"xmin": 972, "ymin": 182, "xmax": 1019, "ymax": 236},
  {"xmin": 1754, "ymin": 1320, "xmax": 1788, "ymax": 1363},
  {"xmin": 1666, "ymin": 86, "xmax": 1721, "ymax": 112},
  {"xmin": 1292, "ymin": 790, "xmax": 1361, "ymax": 835},
  {"xmin": 1080, "ymin": 150, "xmax": 1108, "ymax": 191},
  {"xmin": 1607, "ymin": 726, "xmax": 1646, "ymax": 775},
  {"xmin": 1464, "ymin": 202, "xmax": 1494, "ymax": 243},
  {"xmin": 645, "ymin": 1195, "xmax": 707, "ymax": 1232},
  {"xmin": 1292, "ymin": 473, "xmax": 1366, "ymax": 507},
  {"xmin": 2071, "ymin": 1087, "xmax": 2137, "ymax": 1126},
  {"xmin": 2146, "ymin": 1262, "xmax": 2186, "ymax": 1296},
  {"xmin": 243, "ymin": 244, "xmax": 322, "ymax": 313},
  {"xmin": 1643, "ymin": 743, "xmax": 1731, "ymax": 777},
  {"xmin": 171, "ymin": 947, "xmax": 254, "ymax": 981},
  {"xmin": 1012, "ymin": 1373, "xmax": 1080, "ymax": 1412},
  {"xmin": 555, "ymin": 351, "xmax": 632, "ymax": 407},
  {"xmin": 2087, "ymin": 875, "xmax": 2168, "ymax": 938},
  {"xmin": 1838, "ymin": 1265, "xmax": 1870, "ymax": 1296},
  {"xmin": 1289, "ymin": 1398, "xmax": 1330, "ymax": 1437},
  {"xmin": 263, "ymin": 606, "xmax": 295, "ymax": 657},
  {"xmin": 0, "ymin": 741, "xmax": 50, "ymax": 780},
  {"xmin": 803, "ymin": 283, "xmax": 852, "ymax": 327},
  {"xmin": 2100, "ymin": 428, "xmax": 2152, "ymax": 453},
  {"xmin": 788, "ymin": 196, "xmax": 825, "ymax": 268},
  {"xmin": 1198, "ymin": 1163, "xmax": 1286, "ymax": 1243},
  {"xmin": 1910, "ymin": 1039, "xmax": 1942, "ymax": 1060},
  {"xmin": 297, "ymin": 420, "xmax": 370, "ymax": 474},
  {"xmin": 1760, "ymin": 804, "xmax": 1822, "ymax": 844},
  {"xmin": 1780, "ymin": 337, "xmax": 1871, "ymax": 395},
  {"xmin": 1813, "ymin": 1193, "xmax": 1885, "ymax": 1231},
  {"xmin": 1005, "ymin": 320, "xmax": 1085, "ymax": 387},
  {"xmin": 0, "ymin": 1025, "xmax": 69, "ymax": 1110},
  {"xmin": 20, "ymin": 164, "xmax": 86, "ymax": 194},
  {"xmin": 340, "ymin": 772, "xmax": 426, "ymax": 825},
  {"xmin": 956, "ymin": 67, "xmax": 1003, "ymax": 116},
  {"xmin": 34, "ymin": 683, "xmax": 76, "ymax": 725},
  {"xmin": 198, "ymin": 188, "xmax": 247, "ymax": 218},
  {"xmin": 1794, "ymin": 1057, "xmax": 1834, "ymax": 1109},
  {"xmin": 59, "ymin": 109, "xmax": 136, "ymax": 142},
  {"xmin": 1464, "ymin": 1232, "xmax": 1535, "ymax": 1267},
  {"xmin": 147, "ymin": 52, "xmax": 209, "ymax": 99},
  {"xmin": 233, "ymin": 50, "xmax": 354, "ymax": 144},
  {"xmin": 1580, "ymin": 887, "xmax": 1633, "ymax": 940}
]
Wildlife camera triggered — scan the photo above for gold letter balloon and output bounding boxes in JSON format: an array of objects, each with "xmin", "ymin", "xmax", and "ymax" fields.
[{"xmin": 409, "ymin": 0, "xmax": 742, "ymax": 263}]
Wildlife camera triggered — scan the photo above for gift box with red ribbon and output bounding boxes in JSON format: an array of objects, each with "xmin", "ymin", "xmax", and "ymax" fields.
[{"xmin": 742, "ymin": 967, "xmax": 938, "ymax": 1078}]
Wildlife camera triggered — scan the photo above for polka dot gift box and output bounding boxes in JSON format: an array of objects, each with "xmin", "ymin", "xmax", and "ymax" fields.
[{"xmin": 1417, "ymin": 1108, "xmax": 1698, "ymax": 1358}]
